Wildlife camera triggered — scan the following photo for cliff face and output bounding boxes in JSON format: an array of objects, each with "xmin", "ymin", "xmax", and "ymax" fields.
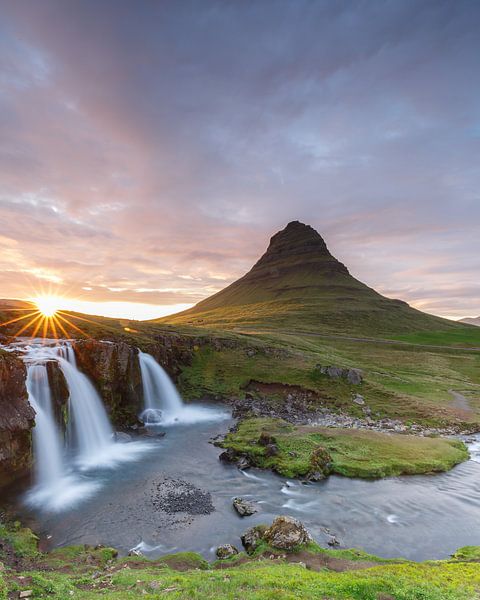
[
  {"xmin": 72, "ymin": 339, "xmax": 144, "ymax": 425},
  {"xmin": 0, "ymin": 351, "xmax": 35, "ymax": 487}
]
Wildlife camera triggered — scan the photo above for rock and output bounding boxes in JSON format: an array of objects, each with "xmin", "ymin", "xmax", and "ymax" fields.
[
  {"xmin": 259, "ymin": 431, "xmax": 277, "ymax": 446},
  {"xmin": 128, "ymin": 548, "xmax": 144, "ymax": 557},
  {"xmin": 19, "ymin": 592, "xmax": 33, "ymax": 599},
  {"xmin": 327, "ymin": 535, "xmax": 340, "ymax": 546},
  {"xmin": 308, "ymin": 446, "xmax": 332, "ymax": 480},
  {"xmin": 115, "ymin": 431, "xmax": 132, "ymax": 442},
  {"xmin": 236, "ymin": 456, "xmax": 251, "ymax": 470},
  {"xmin": 233, "ymin": 497, "xmax": 257, "ymax": 517},
  {"xmin": 0, "ymin": 352, "xmax": 34, "ymax": 488},
  {"xmin": 353, "ymin": 394, "xmax": 365, "ymax": 405},
  {"xmin": 241, "ymin": 525, "xmax": 268, "ymax": 553},
  {"xmin": 317, "ymin": 365, "xmax": 363, "ymax": 385},
  {"xmin": 216, "ymin": 544, "xmax": 239, "ymax": 559},
  {"xmin": 263, "ymin": 516, "xmax": 312, "ymax": 550},
  {"xmin": 219, "ymin": 448, "xmax": 238, "ymax": 463},
  {"xmin": 264, "ymin": 443, "xmax": 279, "ymax": 457},
  {"xmin": 346, "ymin": 369, "xmax": 363, "ymax": 385}
]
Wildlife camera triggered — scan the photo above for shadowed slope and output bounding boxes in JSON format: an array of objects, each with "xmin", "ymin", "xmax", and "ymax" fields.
[{"xmin": 159, "ymin": 221, "xmax": 471, "ymax": 337}]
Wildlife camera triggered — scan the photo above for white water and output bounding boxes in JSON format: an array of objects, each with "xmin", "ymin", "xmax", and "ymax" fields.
[
  {"xmin": 56, "ymin": 347, "xmax": 115, "ymax": 468},
  {"xmin": 26, "ymin": 363, "xmax": 65, "ymax": 489},
  {"xmin": 13, "ymin": 340, "xmax": 153, "ymax": 512},
  {"xmin": 138, "ymin": 350, "xmax": 229, "ymax": 425}
]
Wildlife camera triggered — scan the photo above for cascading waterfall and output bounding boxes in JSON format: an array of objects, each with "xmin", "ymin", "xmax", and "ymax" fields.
[
  {"xmin": 56, "ymin": 345, "xmax": 114, "ymax": 467},
  {"xmin": 138, "ymin": 350, "xmax": 183, "ymax": 424},
  {"xmin": 138, "ymin": 350, "xmax": 228, "ymax": 425},
  {"xmin": 18, "ymin": 340, "xmax": 152, "ymax": 512},
  {"xmin": 26, "ymin": 362, "xmax": 65, "ymax": 490}
]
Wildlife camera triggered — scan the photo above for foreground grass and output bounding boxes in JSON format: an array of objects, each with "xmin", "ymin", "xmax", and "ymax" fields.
[
  {"xmin": 1, "ymin": 532, "xmax": 480, "ymax": 599},
  {"xmin": 219, "ymin": 418, "xmax": 469, "ymax": 478}
]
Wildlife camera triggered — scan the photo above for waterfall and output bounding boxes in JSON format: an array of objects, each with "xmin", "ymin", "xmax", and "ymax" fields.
[
  {"xmin": 138, "ymin": 351, "xmax": 183, "ymax": 424},
  {"xmin": 26, "ymin": 363, "xmax": 65, "ymax": 489},
  {"xmin": 55, "ymin": 346, "xmax": 114, "ymax": 467},
  {"xmin": 138, "ymin": 350, "xmax": 228, "ymax": 426}
]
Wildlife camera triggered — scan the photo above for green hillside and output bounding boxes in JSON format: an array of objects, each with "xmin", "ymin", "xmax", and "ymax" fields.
[{"xmin": 158, "ymin": 221, "xmax": 477, "ymax": 340}]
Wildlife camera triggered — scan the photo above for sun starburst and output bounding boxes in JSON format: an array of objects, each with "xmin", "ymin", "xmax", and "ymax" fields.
[{"xmin": 0, "ymin": 294, "xmax": 99, "ymax": 341}]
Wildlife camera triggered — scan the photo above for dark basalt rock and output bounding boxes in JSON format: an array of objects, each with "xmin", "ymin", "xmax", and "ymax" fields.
[
  {"xmin": 0, "ymin": 351, "xmax": 34, "ymax": 488},
  {"xmin": 72, "ymin": 339, "xmax": 144, "ymax": 425}
]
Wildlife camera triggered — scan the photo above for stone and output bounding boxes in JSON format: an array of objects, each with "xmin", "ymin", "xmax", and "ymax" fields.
[
  {"xmin": 115, "ymin": 431, "xmax": 132, "ymax": 442},
  {"xmin": 241, "ymin": 525, "xmax": 268, "ymax": 553},
  {"xmin": 218, "ymin": 448, "xmax": 238, "ymax": 463},
  {"xmin": 233, "ymin": 497, "xmax": 257, "ymax": 517},
  {"xmin": 264, "ymin": 443, "xmax": 279, "ymax": 457},
  {"xmin": 316, "ymin": 365, "xmax": 363, "ymax": 385},
  {"xmin": 263, "ymin": 516, "xmax": 312, "ymax": 550},
  {"xmin": 216, "ymin": 544, "xmax": 239, "ymax": 559},
  {"xmin": 236, "ymin": 456, "xmax": 251, "ymax": 470},
  {"xmin": 19, "ymin": 592, "xmax": 33, "ymax": 599},
  {"xmin": 353, "ymin": 394, "xmax": 365, "ymax": 405},
  {"xmin": 308, "ymin": 446, "xmax": 332, "ymax": 480}
]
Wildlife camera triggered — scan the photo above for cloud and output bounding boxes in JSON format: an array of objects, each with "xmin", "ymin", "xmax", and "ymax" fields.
[{"xmin": 0, "ymin": 0, "xmax": 478, "ymax": 318}]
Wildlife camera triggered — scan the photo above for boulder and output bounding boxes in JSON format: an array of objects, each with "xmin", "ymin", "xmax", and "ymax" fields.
[
  {"xmin": 308, "ymin": 446, "xmax": 332, "ymax": 480},
  {"xmin": 263, "ymin": 516, "xmax": 312, "ymax": 550},
  {"xmin": 241, "ymin": 525, "xmax": 268, "ymax": 554},
  {"xmin": 233, "ymin": 497, "xmax": 257, "ymax": 517},
  {"xmin": 216, "ymin": 544, "xmax": 239, "ymax": 559},
  {"xmin": 317, "ymin": 365, "xmax": 363, "ymax": 385}
]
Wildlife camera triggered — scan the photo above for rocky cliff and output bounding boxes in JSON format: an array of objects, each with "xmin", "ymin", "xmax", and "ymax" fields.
[
  {"xmin": 0, "ymin": 351, "xmax": 34, "ymax": 487},
  {"xmin": 72, "ymin": 340, "xmax": 144, "ymax": 425}
]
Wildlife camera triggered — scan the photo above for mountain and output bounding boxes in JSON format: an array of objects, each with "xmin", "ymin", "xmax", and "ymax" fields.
[
  {"xmin": 460, "ymin": 316, "xmax": 480, "ymax": 327},
  {"xmin": 158, "ymin": 221, "xmax": 468, "ymax": 336}
]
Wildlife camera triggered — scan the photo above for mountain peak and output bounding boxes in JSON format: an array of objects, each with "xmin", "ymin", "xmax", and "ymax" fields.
[{"xmin": 251, "ymin": 221, "xmax": 348, "ymax": 276}]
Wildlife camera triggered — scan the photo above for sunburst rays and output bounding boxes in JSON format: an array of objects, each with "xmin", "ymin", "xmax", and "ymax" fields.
[{"xmin": 0, "ymin": 297, "xmax": 102, "ymax": 341}]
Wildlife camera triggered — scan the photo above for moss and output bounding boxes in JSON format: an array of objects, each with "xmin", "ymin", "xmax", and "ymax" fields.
[
  {"xmin": 451, "ymin": 546, "xmax": 480, "ymax": 561},
  {"xmin": 0, "ymin": 521, "xmax": 39, "ymax": 559},
  {"xmin": 220, "ymin": 418, "xmax": 469, "ymax": 479}
]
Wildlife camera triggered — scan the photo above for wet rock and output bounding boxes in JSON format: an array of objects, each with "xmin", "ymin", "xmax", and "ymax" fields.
[
  {"xmin": 263, "ymin": 516, "xmax": 312, "ymax": 550},
  {"xmin": 219, "ymin": 448, "xmax": 238, "ymax": 463},
  {"xmin": 232, "ymin": 497, "xmax": 257, "ymax": 517},
  {"xmin": 236, "ymin": 456, "xmax": 251, "ymax": 470},
  {"xmin": 128, "ymin": 548, "xmax": 143, "ymax": 557},
  {"xmin": 327, "ymin": 535, "xmax": 340, "ymax": 547},
  {"xmin": 216, "ymin": 544, "xmax": 239, "ymax": 559},
  {"xmin": 241, "ymin": 525, "xmax": 268, "ymax": 554}
]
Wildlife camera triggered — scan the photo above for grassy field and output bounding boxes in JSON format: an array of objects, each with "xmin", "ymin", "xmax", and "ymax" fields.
[
  {"xmin": 1, "ymin": 521, "xmax": 480, "ymax": 599},
  {"xmin": 219, "ymin": 417, "xmax": 469, "ymax": 478}
]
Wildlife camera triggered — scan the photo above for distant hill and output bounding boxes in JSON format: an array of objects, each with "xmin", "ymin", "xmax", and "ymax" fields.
[
  {"xmin": 460, "ymin": 316, "xmax": 480, "ymax": 327},
  {"xmin": 158, "ymin": 221, "xmax": 473, "ymax": 337}
]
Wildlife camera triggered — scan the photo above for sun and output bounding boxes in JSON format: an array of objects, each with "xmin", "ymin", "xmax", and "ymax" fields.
[{"xmin": 34, "ymin": 296, "xmax": 61, "ymax": 317}]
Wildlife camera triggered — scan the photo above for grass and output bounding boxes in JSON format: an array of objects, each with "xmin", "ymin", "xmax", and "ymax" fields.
[
  {"xmin": 219, "ymin": 417, "xmax": 469, "ymax": 478},
  {"xmin": 2, "ymin": 531, "xmax": 480, "ymax": 600}
]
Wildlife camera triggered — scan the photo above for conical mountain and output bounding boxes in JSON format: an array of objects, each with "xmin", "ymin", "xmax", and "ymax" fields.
[{"xmin": 159, "ymin": 221, "xmax": 466, "ymax": 336}]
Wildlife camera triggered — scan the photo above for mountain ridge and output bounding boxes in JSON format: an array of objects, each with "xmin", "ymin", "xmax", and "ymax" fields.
[{"xmin": 158, "ymin": 221, "xmax": 467, "ymax": 336}]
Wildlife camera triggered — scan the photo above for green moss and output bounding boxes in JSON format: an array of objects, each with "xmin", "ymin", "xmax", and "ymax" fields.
[
  {"xmin": 0, "ymin": 521, "xmax": 39, "ymax": 559},
  {"xmin": 451, "ymin": 546, "xmax": 480, "ymax": 561},
  {"xmin": 220, "ymin": 418, "xmax": 469, "ymax": 479}
]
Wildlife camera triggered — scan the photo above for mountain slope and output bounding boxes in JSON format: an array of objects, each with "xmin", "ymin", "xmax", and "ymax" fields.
[
  {"xmin": 159, "ymin": 221, "xmax": 472, "ymax": 337},
  {"xmin": 460, "ymin": 316, "xmax": 480, "ymax": 327}
]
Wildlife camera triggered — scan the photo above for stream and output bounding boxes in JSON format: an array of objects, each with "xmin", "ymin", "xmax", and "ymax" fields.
[{"xmin": 15, "ymin": 414, "xmax": 480, "ymax": 562}]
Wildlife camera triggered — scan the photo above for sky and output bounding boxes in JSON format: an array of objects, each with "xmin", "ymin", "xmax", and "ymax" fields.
[{"xmin": 0, "ymin": 0, "xmax": 479, "ymax": 320}]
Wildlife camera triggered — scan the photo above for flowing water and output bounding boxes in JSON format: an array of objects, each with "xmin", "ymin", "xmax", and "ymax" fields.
[
  {"xmin": 6, "ymin": 340, "xmax": 480, "ymax": 561},
  {"xmin": 138, "ymin": 350, "xmax": 228, "ymax": 425},
  {"xmin": 18, "ymin": 417, "xmax": 480, "ymax": 562}
]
